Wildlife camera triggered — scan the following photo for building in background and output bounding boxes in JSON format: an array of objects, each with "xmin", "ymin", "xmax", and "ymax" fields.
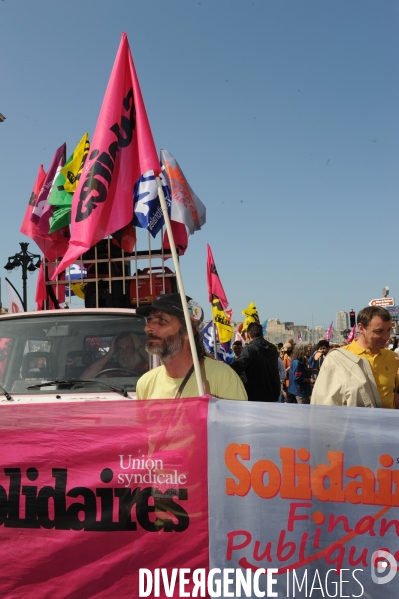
[{"xmin": 336, "ymin": 310, "xmax": 349, "ymax": 331}]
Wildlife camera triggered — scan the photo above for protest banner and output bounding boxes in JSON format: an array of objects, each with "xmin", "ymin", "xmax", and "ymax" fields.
[{"xmin": 1, "ymin": 398, "xmax": 399, "ymax": 597}]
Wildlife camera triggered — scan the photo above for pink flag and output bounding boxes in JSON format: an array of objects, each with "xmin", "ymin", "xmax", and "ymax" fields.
[
  {"xmin": 30, "ymin": 144, "xmax": 66, "ymax": 226},
  {"xmin": 326, "ymin": 321, "xmax": 333, "ymax": 342},
  {"xmin": 20, "ymin": 165, "xmax": 70, "ymax": 261},
  {"xmin": 297, "ymin": 332, "xmax": 303, "ymax": 342},
  {"xmin": 53, "ymin": 32, "xmax": 160, "ymax": 278},
  {"xmin": 346, "ymin": 324, "xmax": 356, "ymax": 343},
  {"xmin": 206, "ymin": 244, "xmax": 229, "ymax": 309}
]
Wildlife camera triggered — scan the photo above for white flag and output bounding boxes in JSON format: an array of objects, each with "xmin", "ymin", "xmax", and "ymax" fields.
[
  {"xmin": 6, "ymin": 278, "xmax": 24, "ymax": 313},
  {"xmin": 160, "ymin": 149, "xmax": 206, "ymax": 235}
]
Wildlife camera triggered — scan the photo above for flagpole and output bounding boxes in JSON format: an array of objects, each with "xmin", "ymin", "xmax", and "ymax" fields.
[
  {"xmin": 156, "ymin": 177, "xmax": 205, "ymax": 396},
  {"xmin": 212, "ymin": 321, "xmax": 218, "ymax": 360}
]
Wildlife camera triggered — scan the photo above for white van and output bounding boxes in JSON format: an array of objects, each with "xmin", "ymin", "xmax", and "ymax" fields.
[{"xmin": 0, "ymin": 308, "xmax": 150, "ymax": 404}]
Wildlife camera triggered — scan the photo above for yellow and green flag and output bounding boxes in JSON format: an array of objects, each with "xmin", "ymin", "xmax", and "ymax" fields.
[
  {"xmin": 47, "ymin": 133, "xmax": 90, "ymax": 233},
  {"xmin": 212, "ymin": 297, "xmax": 233, "ymax": 344}
]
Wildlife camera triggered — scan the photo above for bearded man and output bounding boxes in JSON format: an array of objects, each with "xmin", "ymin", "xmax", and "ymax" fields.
[{"xmin": 135, "ymin": 293, "xmax": 247, "ymax": 400}]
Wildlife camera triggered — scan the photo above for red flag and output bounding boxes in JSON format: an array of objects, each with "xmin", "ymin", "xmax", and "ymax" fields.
[
  {"xmin": 20, "ymin": 165, "xmax": 70, "ymax": 261},
  {"xmin": 35, "ymin": 263, "xmax": 66, "ymax": 310},
  {"xmin": 206, "ymin": 243, "xmax": 228, "ymax": 309},
  {"xmin": 163, "ymin": 221, "xmax": 189, "ymax": 257},
  {"xmin": 52, "ymin": 32, "xmax": 160, "ymax": 278}
]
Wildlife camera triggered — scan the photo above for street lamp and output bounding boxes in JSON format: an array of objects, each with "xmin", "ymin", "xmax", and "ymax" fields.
[{"xmin": 4, "ymin": 242, "xmax": 41, "ymax": 311}]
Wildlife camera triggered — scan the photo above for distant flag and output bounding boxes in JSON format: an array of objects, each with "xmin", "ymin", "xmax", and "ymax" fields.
[
  {"xmin": 47, "ymin": 133, "xmax": 90, "ymax": 234},
  {"xmin": 262, "ymin": 319, "xmax": 268, "ymax": 336},
  {"xmin": 234, "ymin": 331, "xmax": 246, "ymax": 345},
  {"xmin": 326, "ymin": 321, "xmax": 333, "ymax": 342},
  {"xmin": 225, "ymin": 309, "xmax": 233, "ymax": 323},
  {"xmin": 212, "ymin": 297, "xmax": 233, "ymax": 344},
  {"xmin": 297, "ymin": 332, "xmax": 303, "ymax": 342},
  {"xmin": 30, "ymin": 143, "xmax": 66, "ymax": 233},
  {"xmin": 65, "ymin": 263, "xmax": 87, "ymax": 299},
  {"xmin": 242, "ymin": 301, "xmax": 259, "ymax": 333},
  {"xmin": 5, "ymin": 278, "xmax": 24, "ymax": 313},
  {"xmin": 20, "ymin": 165, "xmax": 70, "ymax": 261},
  {"xmin": 53, "ymin": 32, "xmax": 160, "ymax": 278},
  {"xmin": 346, "ymin": 324, "xmax": 356, "ymax": 343},
  {"xmin": 201, "ymin": 321, "xmax": 233, "ymax": 364},
  {"xmin": 207, "ymin": 244, "xmax": 229, "ymax": 310}
]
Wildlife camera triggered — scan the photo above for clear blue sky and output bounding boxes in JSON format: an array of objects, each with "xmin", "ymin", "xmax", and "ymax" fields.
[{"xmin": 1, "ymin": 0, "xmax": 399, "ymax": 327}]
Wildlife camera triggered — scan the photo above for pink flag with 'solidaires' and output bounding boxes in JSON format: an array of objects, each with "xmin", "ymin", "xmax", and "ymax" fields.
[{"xmin": 53, "ymin": 33, "xmax": 160, "ymax": 278}]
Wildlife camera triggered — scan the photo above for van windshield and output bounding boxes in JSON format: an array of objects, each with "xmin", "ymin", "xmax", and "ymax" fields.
[{"xmin": 0, "ymin": 313, "xmax": 149, "ymax": 395}]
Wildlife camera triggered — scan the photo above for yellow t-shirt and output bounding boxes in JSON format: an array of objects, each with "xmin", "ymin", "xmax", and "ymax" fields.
[
  {"xmin": 136, "ymin": 357, "xmax": 248, "ymax": 400},
  {"xmin": 343, "ymin": 341, "xmax": 399, "ymax": 409}
]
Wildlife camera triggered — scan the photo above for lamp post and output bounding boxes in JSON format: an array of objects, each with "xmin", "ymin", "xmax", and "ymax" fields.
[{"xmin": 4, "ymin": 243, "xmax": 41, "ymax": 311}]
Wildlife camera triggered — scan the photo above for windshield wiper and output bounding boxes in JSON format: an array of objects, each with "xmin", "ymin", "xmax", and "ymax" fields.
[
  {"xmin": 27, "ymin": 379, "xmax": 130, "ymax": 398},
  {"xmin": 0, "ymin": 385, "xmax": 13, "ymax": 401}
]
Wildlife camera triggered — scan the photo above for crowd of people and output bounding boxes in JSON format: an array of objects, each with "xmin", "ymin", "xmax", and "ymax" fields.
[{"xmin": 86, "ymin": 296, "xmax": 399, "ymax": 410}]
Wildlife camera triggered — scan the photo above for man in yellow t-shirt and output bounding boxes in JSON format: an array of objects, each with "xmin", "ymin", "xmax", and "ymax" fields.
[
  {"xmin": 342, "ymin": 306, "xmax": 399, "ymax": 408},
  {"xmin": 135, "ymin": 293, "xmax": 247, "ymax": 401}
]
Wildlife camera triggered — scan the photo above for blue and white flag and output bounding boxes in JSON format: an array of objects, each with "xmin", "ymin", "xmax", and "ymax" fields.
[
  {"xmin": 201, "ymin": 321, "xmax": 233, "ymax": 365},
  {"xmin": 65, "ymin": 263, "xmax": 87, "ymax": 298},
  {"xmin": 132, "ymin": 171, "xmax": 171, "ymax": 238}
]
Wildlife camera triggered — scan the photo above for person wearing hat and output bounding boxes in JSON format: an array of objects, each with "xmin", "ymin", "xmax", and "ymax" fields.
[{"xmin": 135, "ymin": 293, "xmax": 247, "ymax": 400}]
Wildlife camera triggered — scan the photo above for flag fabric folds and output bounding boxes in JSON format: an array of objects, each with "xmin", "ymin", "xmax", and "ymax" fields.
[
  {"xmin": 201, "ymin": 321, "xmax": 233, "ymax": 364},
  {"xmin": 160, "ymin": 149, "xmax": 206, "ymax": 235},
  {"xmin": 346, "ymin": 324, "xmax": 356, "ymax": 343},
  {"xmin": 297, "ymin": 332, "xmax": 303, "ymax": 342},
  {"xmin": 20, "ymin": 165, "xmax": 70, "ymax": 261},
  {"xmin": 212, "ymin": 297, "xmax": 233, "ymax": 344},
  {"xmin": 326, "ymin": 321, "xmax": 333, "ymax": 342},
  {"xmin": 30, "ymin": 144, "xmax": 66, "ymax": 227},
  {"xmin": 65, "ymin": 264, "xmax": 87, "ymax": 299},
  {"xmin": 5, "ymin": 278, "xmax": 24, "ymax": 313},
  {"xmin": 53, "ymin": 32, "xmax": 160, "ymax": 278},
  {"xmin": 132, "ymin": 171, "xmax": 171, "ymax": 238},
  {"xmin": 48, "ymin": 133, "xmax": 90, "ymax": 233},
  {"xmin": 241, "ymin": 301, "xmax": 259, "ymax": 333},
  {"xmin": 35, "ymin": 263, "xmax": 66, "ymax": 310},
  {"xmin": 206, "ymin": 244, "xmax": 228, "ymax": 310}
]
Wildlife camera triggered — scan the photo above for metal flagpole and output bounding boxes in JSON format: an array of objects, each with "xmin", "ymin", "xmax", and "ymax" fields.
[{"xmin": 155, "ymin": 177, "xmax": 205, "ymax": 396}]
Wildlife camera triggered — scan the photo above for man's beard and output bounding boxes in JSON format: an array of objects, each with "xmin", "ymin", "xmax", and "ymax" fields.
[{"xmin": 145, "ymin": 328, "xmax": 185, "ymax": 361}]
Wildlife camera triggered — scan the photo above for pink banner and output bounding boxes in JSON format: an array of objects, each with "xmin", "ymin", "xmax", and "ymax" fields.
[{"xmin": 0, "ymin": 398, "xmax": 209, "ymax": 598}]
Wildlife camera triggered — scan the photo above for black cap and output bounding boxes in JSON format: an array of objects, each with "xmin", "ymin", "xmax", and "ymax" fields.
[
  {"xmin": 136, "ymin": 293, "xmax": 204, "ymax": 326},
  {"xmin": 136, "ymin": 293, "xmax": 192, "ymax": 318}
]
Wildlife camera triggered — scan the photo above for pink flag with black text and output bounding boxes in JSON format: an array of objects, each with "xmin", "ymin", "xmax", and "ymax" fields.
[
  {"xmin": 206, "ymin": 244, "xmax": 229, "ymax": 310},
  {"xmin": 326, "ymin": 321, "xmax": 333, "ymax": 342},
  {"xmin": 53, "ymin": 32, "xmax": 160, "ymax": 278}
]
